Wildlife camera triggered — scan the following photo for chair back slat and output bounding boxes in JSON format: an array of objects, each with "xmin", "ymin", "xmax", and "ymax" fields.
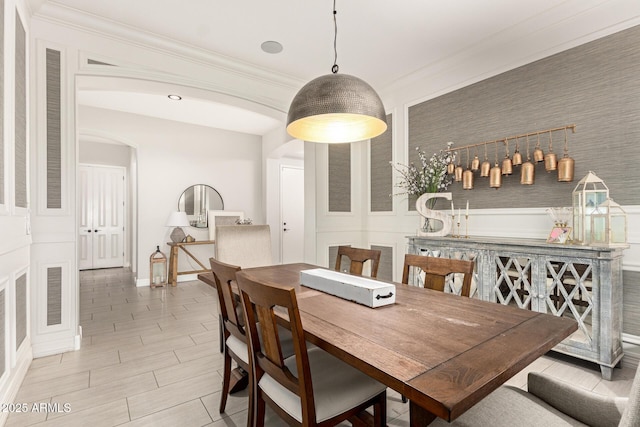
[
  {"xmin": 335, "ymin": 246, "xmax": 382, "ymax": 278},
  {"xmin": 402, "ymin": 254, "xmax": 475, "ymax": 297},
  {"xmin": 236, "ymin": 272, "xmax": 318, "ymax": 423},
  {"xmin": 209, "ymin": 258, "xmax": 245, "ymax": 339}
]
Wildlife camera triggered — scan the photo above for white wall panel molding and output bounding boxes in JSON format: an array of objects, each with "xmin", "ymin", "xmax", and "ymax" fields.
[{"xmin": 34, "ymin": 260, "xmax": 69, "ymax": 336}]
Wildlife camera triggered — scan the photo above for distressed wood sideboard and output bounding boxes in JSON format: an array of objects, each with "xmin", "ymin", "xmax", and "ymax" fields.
[{"xmin": 406, "ymin": 235, "xmax": 628, "ymax": 380}]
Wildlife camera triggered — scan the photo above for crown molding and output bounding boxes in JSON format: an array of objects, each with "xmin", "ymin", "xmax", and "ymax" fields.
[{"xmin": 31, "ymin": 2, "xmax": 305, "ymax": 91}]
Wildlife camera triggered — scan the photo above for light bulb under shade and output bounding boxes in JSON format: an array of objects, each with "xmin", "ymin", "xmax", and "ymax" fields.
[{"xmin": 287, "ymin": 73, "xmax": 387, "ymax": 143}]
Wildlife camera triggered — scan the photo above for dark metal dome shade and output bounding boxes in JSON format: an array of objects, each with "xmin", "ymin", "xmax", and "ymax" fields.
[{"xmin": 287, "ymin": 73, "xmax": 387, "ymax": 143}]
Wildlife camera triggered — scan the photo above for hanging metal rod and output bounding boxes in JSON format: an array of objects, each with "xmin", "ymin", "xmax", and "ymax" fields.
[{"xmin": 446, "ymin": 124, "xmax": 576, "ymax": 153}]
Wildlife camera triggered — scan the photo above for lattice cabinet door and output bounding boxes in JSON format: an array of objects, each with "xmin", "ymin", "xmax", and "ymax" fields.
[
  {"xmin": 540, "ymin": 257, "xmax": 598, "ymax": 356},
  {"xmin": 490, "ymin": 253, "xmax": 536, "ymax": 311}
]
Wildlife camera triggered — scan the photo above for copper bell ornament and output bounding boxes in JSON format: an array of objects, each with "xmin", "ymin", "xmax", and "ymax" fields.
[
  {"xmin": 501, "ymin": 139, "xmax": 513, "ymax": 175},
  {"xmin": 454, "ymin": 164, "xmax": 463, "ymax": 182},
  {"xmin": 512, "ymin": 136, "xmax": 522, "ymax": 166},
  {"xmin": 521, "ymin": 135, "xmax": 534, "ymax": 185},
  {"xmin": 490, "ymin": 163, "xmax": 502, "ymax": 188},
  {"xmin": 480, "ymin": 143, "xmax": 491, "ymax": 177},
  {"xmin": 471, "ymin": 154, "xmax": 480, "ymax": 171},
  {"xmin": 463, "ymin": 169, "xmax": 474, "ymax": 189},
  {"xmin": 533, "ymin": 133, "xmax": 544, "ymax": 162},
  {"xmin": 447, "ymin": 162, "xmax": 455, "ymax": 175},
  {"xmin": 544, "ymin": 131, "xmax": 557, "ymax": 171},
  {"xmin": 521, "ymin": 161, "xmax": 535, "ymax": 185},
  {"xmin": 557, "ymin": 127, "xmax": 575, "ymax": 182},
  {"xmin": 463, "ymin": 148, "xmax": 474, "ymax": 189}
]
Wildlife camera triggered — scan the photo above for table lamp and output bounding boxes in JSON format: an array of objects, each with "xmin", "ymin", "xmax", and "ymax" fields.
[{"xmin": 166, "ymin": 211, "xmax": 190, "ymax": 243}]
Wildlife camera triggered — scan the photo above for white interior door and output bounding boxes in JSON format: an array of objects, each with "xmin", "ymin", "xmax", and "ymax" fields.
[
  {"xmin": 281, "ymin": 166, "xmax": 305, "ymax": 264},
  {"xmin": 79, "ymin": 165, "xmax": 125, "ymax": 270}
]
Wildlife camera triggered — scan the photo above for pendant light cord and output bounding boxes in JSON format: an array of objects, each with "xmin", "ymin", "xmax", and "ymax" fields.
[{"xmin": 332, "ymin": 0, "xmax": 339, "ymax": 73}]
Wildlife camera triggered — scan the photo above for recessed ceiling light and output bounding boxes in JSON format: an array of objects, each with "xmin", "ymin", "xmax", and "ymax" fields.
[
  {"xmin": 261, "ymin": 41, "xmax": 283, "ymax": 54},
  {"xmin": 168, "ymin": 94, "xmax": 182, "ymax": 100}
]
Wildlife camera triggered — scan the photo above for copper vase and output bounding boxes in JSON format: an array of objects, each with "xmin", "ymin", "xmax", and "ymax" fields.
[{"xmin": 521, "ymin": 161, "xmax": 535, "ymax": 185}]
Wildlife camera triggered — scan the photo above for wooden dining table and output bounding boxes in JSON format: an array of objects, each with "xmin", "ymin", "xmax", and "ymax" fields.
[{"xmin": 200, "ymin": 262, "xmax": 577, "ymax": 426}]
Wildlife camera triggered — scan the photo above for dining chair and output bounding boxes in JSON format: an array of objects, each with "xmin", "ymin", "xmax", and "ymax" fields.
[
  {"xmin": 401, "ymin": 254, "xmax": 475, "ymax": 297},
  {"xmin": 334, "ymin": 245, "xmax": 381, "ymax": 278},
  {"xmin": 430, "ymin": 362, "xmax": 640, "ymax": 426},
  {"xmin": 215, "ymin": 224, "xmax": 272, "ymax": 268},
  {"xmin": 208, "ymin": 258, "xmax": 253, "ymax": 419},
  {"xmin": 236, "ymin": 271, "xmax": 387, "ymax": 426}
]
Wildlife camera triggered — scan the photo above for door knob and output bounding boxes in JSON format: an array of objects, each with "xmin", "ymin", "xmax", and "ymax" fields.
[
  {"xmin": 87, "ymin": 229, "xmax": 92, "ymax": 233},
  {"xmin": 94, "ymin": 229, "xmax": 100, "ymax": 232},
  {"xmin": 283, "ymin": 228, "xmax": 289, "ymax": 232}
]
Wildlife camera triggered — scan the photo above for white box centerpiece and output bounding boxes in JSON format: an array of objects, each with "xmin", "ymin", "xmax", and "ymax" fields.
[{"xmin": 300, "ymin": 269, "xmax": 396, "ymax": 308}]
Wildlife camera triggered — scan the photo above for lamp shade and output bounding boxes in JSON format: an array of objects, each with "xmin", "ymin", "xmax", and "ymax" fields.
[
  {"xmin": 166, "ymin": 211, "xmax": 190, "ymax": 227},
  {"xmin": 286, "ymin": 73, "xmax": 387, "ymax": 143}
]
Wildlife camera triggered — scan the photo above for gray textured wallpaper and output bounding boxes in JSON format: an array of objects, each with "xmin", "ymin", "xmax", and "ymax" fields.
[
  {"xmin": 16, "ymin": 273, "xmax": 26, "ymax": 349},
  {"xmin": 408, "ymin": 25, "xmax": 640, "ymax": 210},
  {"xmin": 14, "ymin": 14, "xmax": 26, "ymax": 208},
  {"xmin": 46, "ymin": 49, "xmax": 62, "ymax": 209},
  {"xmin": 370, "ymin": 114, "xmax": 393, "ymax": 212},
  {"xmin": 47, "ymin": 267, "xmax": 62, "ymax": 326},
  {"xmin": 328, "ymin": 144, "xmax": 351, "ymax": 212}
]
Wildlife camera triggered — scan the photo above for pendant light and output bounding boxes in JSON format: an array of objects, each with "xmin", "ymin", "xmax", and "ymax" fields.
[{"xmin": 286, "ymin": 1, "xmax": 387, "ymax": 143}]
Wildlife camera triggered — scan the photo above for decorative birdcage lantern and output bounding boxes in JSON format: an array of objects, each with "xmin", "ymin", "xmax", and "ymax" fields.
[
  {"xmin": 590, "ymin": 198, "xmax": 627, "ymax": 246},
  {"xmin": 149, "ymin": 246, "xmax": 167, "ymax": 288},
  {"xmin": 572, "ymin": 171, "xmax": 609, "ymax": 245}
]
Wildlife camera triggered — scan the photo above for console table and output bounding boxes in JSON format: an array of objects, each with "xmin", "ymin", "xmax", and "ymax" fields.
[
  {"xmin": 407, "ymin": 235, "xmax": 628, "ymax": 380},
  {"xmin": 167, "ymin": 240, "xmax": 215, "ymax": 286}
]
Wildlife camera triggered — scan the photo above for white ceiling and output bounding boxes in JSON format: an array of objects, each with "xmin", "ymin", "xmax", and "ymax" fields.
[{"xmin": 28, "ymin": 0, "xmax": 640, "ymax": 136}]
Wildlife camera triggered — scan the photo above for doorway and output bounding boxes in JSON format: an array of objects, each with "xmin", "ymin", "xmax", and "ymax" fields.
[
  {"xmin": 280, "ymin": 165, "xmax": 305, "ymax": 263},
  {"xmin": 78, "ymin": 165, "xmax": 126, "ymax": 270}
]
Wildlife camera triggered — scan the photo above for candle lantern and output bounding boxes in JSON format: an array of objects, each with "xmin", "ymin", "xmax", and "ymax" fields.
[
  {"xmin": 572, "ymin": 171, "xmax": 609, "ymax": 245},
  {"xmin": 590, "ymin": 198, "xmax": 627, "ymax": 246},
  {"xmin": 149, "ymin": 245, "xmax": 167, "ymax": 288}
]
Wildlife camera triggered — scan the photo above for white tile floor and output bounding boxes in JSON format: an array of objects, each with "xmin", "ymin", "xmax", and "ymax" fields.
[{"xmin": 5, "ymin": 268, "xmax": 636, "ymax": 426}]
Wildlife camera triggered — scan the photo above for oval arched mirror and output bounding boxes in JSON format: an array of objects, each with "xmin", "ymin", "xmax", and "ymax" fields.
[{"xmin": 177, "ymin": 185, "xmax": 224, "ymax": 228}]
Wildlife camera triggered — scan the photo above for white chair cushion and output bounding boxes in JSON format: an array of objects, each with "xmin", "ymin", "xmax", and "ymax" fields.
[
  {"xmin": 259, "ymin": 347, "xmax": 386, "ymax": 423},
  {"xmin": 226, "ymin": 334, "xmax": 249, "ymax": 364}
]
